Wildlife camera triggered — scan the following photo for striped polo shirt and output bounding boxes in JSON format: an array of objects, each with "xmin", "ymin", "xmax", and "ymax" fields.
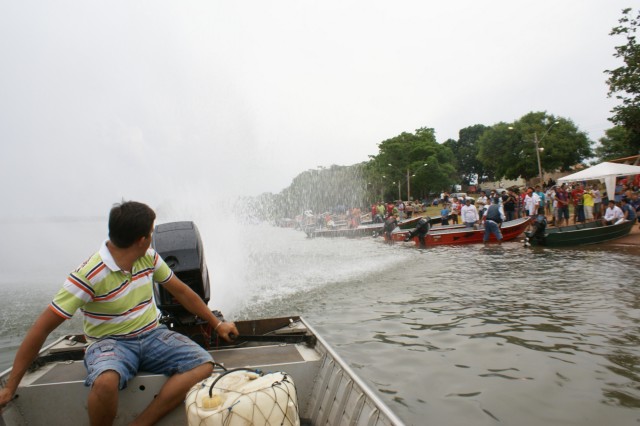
[{"xmin": 49, "ymin": 241, "xmax": 173, "ymax": 340}]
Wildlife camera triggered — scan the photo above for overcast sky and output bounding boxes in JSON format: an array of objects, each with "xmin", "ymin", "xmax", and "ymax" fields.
[{"xmin": 0, "ymin": 1, "xmax": 632, "ymax": 218}]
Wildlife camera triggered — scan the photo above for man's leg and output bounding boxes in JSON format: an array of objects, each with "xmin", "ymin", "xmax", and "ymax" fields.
[
  {"xmin": 483, "ymin": 223, "xmax": 491, "ymax": 244},
  {"xmin": 88, "ymin": 371, "xmax": 120, "ymax": 426},
  {"xmin": 130, "ymin": 362, "xmax": 213, "ymax": 426},
  {"xmin": 84, "ymin": 338, "xmax": 138, "ymax": 426},
  {"xmin": 133, "ymin": 327, "xmax": 215, "ymax": 425}
]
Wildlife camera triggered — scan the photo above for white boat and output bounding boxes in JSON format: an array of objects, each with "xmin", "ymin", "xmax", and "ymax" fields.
[
  {"xmin": 0, "ymin": 316, "xmax": 404, "ymax": 425},
  {"xmin": 0, "ymin": 221, "xmax": 404, "ymax": 425}
]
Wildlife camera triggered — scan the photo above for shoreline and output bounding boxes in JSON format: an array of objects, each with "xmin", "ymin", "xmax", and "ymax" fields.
[{"xmin": 413, "ymin": 206, "xmax": 640, "ymax": 247}]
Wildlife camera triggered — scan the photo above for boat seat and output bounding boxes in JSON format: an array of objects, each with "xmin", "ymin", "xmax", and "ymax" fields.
[{"xmin": 30, "ymin": 344, "xmax": 306, "ymax": 386}]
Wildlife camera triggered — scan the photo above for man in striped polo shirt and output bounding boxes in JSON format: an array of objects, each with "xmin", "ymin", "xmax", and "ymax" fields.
[{"xmin": 0, "ymin": 201, "xmax": 238, "ymax": 425}]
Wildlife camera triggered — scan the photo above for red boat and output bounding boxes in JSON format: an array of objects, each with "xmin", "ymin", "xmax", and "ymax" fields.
[{"xmin": 391, "ymin": 217, "xmax": 531, "ymax": 246}]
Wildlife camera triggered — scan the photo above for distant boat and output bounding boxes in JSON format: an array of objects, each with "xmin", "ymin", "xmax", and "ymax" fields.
[
  {"xmin": 308, "ymin": 222, "xmax": 385, "ymax": 238},
  {"xmin": 307, "ymin": 215, "xmax": 443, "ymax": 238},
  {"xmin": 524, "ymin": 219, "xmax": 634, "ymax": 247},
  {"xmin": 392, "ymin": 217, "xmax": 531, "ymax": 246}
]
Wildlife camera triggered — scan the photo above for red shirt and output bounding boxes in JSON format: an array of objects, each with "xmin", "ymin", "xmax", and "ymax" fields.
[
  {"xmin": 556, "ymin": 188, "xmax": 569, "ymax": 207},
  {"xmin": 571, "ymin": 189, "xmax": 584, "ymax": 205}
]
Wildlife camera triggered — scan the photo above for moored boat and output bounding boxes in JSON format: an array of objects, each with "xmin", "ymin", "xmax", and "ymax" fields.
[
  {"xmin": 307, "ymin": 215, "xmax": 443, "ymax": 238},
  {"xmin": 308, "ymin": 222, "xmax": 384, "ymax": 238},
  {"xmin": 392, "ymin": 217, "xmax": 531, "ymax": 246},
  {"xmin": 524, "ymin": 219, "xmax": 634, "ymax": 247}
]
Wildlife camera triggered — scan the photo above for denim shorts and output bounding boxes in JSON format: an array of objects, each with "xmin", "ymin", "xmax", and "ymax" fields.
[
  {"xmin": 557, "ymin": 206, "xmax": 569, "ymax": 219},
  {"xmin": 84, "ymin": 326, "xmax": 213, "ymax": 389}
]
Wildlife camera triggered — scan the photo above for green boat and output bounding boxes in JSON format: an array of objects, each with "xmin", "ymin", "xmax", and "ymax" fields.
[{"xmin": 524, "ymin": 219, "xmax": 635, "ymax": 247}]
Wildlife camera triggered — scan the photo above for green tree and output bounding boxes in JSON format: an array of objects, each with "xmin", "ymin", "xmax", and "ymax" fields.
[
  {"xmin": 443, "ymin": 124, "xmax": 493, "ymax": 185},
  {"xmin": 595, "ymin": 125, "xmax": 636, "ymax": 160},
  {"xmin": 477, "ymin": 112, "xmax": 592, "ymax": 182},
  {"xmin": 605, "ymin": 8, "xmax": 640, "ymax": 154},
  {"xmin": 248, "ymin": 164, "xmax": 371, "ymax": 220},
  {"xmin": 367, "ymin": 127, "xmax": 455, "ymax": 200}
]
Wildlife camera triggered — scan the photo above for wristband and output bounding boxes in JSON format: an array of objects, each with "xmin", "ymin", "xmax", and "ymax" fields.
[{"xmin": 214, "ymin": 322, "xmax": 223, "ymax": 332}]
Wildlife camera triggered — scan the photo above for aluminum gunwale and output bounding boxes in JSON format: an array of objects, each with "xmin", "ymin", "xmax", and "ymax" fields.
[{"xmin": 300, "ymin": 317, "xmax": 406, "ymax": 426}]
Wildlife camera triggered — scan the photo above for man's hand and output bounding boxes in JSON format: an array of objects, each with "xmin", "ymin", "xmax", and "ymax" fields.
[
  {"xmin": 214, "ymin": 322, "xmax": 239, "ymax": 343},
  {"xmin": 0, "ymin": 387, "xmax": 16, "ymax": 413}
]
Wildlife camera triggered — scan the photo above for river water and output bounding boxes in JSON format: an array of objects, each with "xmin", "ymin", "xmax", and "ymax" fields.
[{"xmin": 1, "ymin": 217, "xmax": 639, "ymax": 425}]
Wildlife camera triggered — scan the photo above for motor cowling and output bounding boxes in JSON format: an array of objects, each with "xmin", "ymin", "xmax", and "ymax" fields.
[{"xmin": 152, "ymin": 221, "xmax": 210, "ymax": 315}]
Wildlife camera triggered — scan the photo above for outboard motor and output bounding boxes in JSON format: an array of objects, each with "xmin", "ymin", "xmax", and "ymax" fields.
[
  {"xmin": 525, "ymin": 214, "xmax": 548, "ymax": 247},
  {"xmin": 405, "ymin": 216, "xmax": 431, "ymax": 246},
  {"xmin": 532, "ymin": 214, "xmax": 547, "ymax": 238},
  {"xmin": 152, "ymin": 221, "xmax": 210, "ymax": 321}
]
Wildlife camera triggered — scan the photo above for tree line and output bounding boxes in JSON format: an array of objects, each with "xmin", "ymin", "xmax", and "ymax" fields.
[{"xmin": 248, "ymin": 8, "xmax": 640, "ymax": 221}]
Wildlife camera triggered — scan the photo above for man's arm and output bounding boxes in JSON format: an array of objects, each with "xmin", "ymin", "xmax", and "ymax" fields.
[
  {"xmin": 0, "ymin": 308, "xmax": 65, "ymax": 409},
  {"xmin": 604, "ymin": 209, "xmax": 613, "ymax": 221},
  {"xmin": 161, "ymin": 275, "xmax": 238, "ymax": 341}
]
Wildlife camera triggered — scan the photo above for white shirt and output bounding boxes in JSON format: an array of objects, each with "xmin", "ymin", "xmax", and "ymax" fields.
[
  {"xmin": 604, "ymin": 205, "xmax": 624, "ymax": 222},
  {"xmin": 545, "ymin": 189, "xmax": 554, "ymax": 203},
  {"xmin": 592, "ymin": 189, "xmax": 602, "ymax": 203},
  {"xmin": 524, "ymin": 193, "xmax": 540, "ymax": 215},
  {"xmin": 546, "ymin": 190, "xmax": 556, "ymax": 207},
  {"xmin": 461, "ymin": 204, "xmax": 479, "ymax": 223}
]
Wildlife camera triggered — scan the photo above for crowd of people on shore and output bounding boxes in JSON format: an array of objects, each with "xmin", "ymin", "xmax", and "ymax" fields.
[
  {"xmin": 370, "ymin": 200, "xmax": 427, "ymax": 223},
  {"xmin": 435, "ymin": 181, "xmax": 640, "ymax": 229},
  {"xmin": 373, "ymin": 180, "xmax": 640, "ymax": 245},
  {"xmin": 295, "ymin": 179, "xmax": 640, "ymax": 239}
]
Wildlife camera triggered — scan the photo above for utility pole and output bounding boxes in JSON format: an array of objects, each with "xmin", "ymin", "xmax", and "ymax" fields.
[
  {"xmin": 534, "ymin": 131, "xmax": 544, "ymax": 185},
  {"xmin": 533, "ymin": 122, "xmax": 558, "ymax": 185},
  {"xmin": 407, "ymin": 163, "xmax": 428, "ymax": 201}
]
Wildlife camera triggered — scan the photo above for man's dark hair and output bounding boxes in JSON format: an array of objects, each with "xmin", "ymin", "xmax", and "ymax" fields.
[{"xmin": 108, "ymin": 201, "xmax": 156, "ymax": 248}]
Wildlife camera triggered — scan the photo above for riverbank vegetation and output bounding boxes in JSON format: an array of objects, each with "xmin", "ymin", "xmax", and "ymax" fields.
[{"xmin": 248, "ymin": 8, "xmax": 640, "ymax": 220}]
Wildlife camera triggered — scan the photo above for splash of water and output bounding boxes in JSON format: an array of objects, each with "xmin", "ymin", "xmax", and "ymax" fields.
[{"xmin": 155, "ymin": 194, "xmax": 411, "ymax": 317}]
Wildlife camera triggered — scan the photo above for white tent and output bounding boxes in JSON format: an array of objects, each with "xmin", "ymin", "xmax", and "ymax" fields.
[{"xmin": 557, "ymin": 161, "xmax": 640, "ymax": 200}]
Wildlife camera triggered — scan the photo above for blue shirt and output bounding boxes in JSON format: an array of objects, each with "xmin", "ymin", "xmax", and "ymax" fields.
[{"xmin": 622, "ymin": 204, "xmax": 636, "ymax": 220}]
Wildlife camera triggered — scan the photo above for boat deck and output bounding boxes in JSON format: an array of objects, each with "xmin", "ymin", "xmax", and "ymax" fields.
[
  {"xmin": 29, "ymin": 343, "xmax": 308, "ymax": 386},
  {"xmin": 6, "ymin": 342, "xmax": 322, "ymax": 425},
  {"xmin": 2, "ymin": 318, "xmax": 404, "ymax": 426}
]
